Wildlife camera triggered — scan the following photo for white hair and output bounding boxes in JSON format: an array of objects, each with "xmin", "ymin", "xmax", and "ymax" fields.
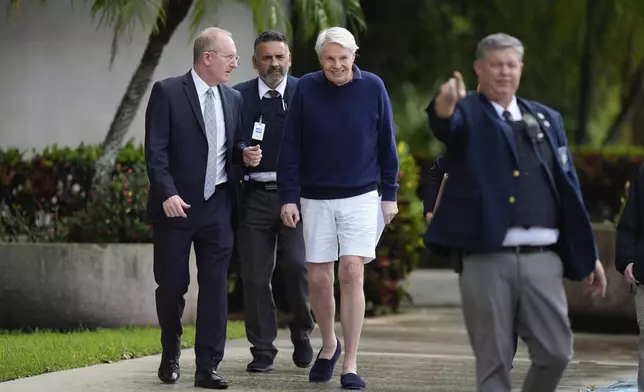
[{"xmin": 314, "ymin": 27, "xmax": 358, "ymax": 57}]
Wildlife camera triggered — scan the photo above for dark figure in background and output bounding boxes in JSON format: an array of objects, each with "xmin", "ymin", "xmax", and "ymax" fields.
[
  {"xmin": 233, "ymin": 30, "xmax": 314, "ymax": 373},
  {"xmin": 615, "ymin": 163, "xmax": 644, "ymax": 392},
  {"xmin": 425, "ymin": 32, "xmax": 606, "ymax": 392},
  {"xmin": 144, "ymin": 27, "xmax": 243, "ymax": 390}
]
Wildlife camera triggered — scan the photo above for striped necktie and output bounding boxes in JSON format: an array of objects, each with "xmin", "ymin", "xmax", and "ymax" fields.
[{"xmin": 203, "ymin": 88, "xmax": 218, "ymax": 199}]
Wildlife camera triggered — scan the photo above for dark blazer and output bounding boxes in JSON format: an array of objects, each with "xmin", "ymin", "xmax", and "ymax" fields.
[
  {"xmin": 425, "ymin": 93, "xmax": 598, "ymax": 281},
  {"xmin": 615, "ymin": 164, "xmax": 644, "ymax": 280},
  {"xmin": 232, "ymin": 75, "xmax": 299, "ymax": 151},
  {"xmin": 144, "ymin": 71, "xmax": 242, "ymax": 228}
]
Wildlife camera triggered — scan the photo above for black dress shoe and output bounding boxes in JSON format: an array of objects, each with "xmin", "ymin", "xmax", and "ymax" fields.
[
  {"xmin": 157, "ymin": 355, "xmax": 180, "ymax": 384},
  {"xmin": 246, "ymin": 356, "xmax": 275, "ymax": 372},
  {"xmin": 293, "ymin": 339, "xmax": 314, "ymax": 368},
  {"xmin": 194, "ymin": 368, "xmax": 228, "ymax": 389}
]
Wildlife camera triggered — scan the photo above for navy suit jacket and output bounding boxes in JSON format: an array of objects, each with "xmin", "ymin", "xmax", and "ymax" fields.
[
  {"xmin": 144, "ymin": 71, "xmax": 242, "ymax": 228},
  {"xmin": 425, "ymin": 93, "xmax": 597, "ymax": 281},
  {"xmin": 232, "ymin": 75, "xmax": 299, "ymax": 152}
]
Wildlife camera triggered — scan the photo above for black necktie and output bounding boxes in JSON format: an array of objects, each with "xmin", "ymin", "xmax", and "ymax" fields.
[
  {"xmin": 503, "ymin": 110, "xmax": 513, "ymax": 122},
  {"xmin": 268, "ymin": 90, "xmax": 279, "ymax": 98}
]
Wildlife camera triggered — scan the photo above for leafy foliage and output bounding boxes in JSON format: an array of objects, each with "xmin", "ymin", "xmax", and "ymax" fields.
[
  {"xmin": 367, "ymin": 141, "xmax": 425, "ymax": 314},
  {"xmin": 353, "ymin": 0, "xmax": 644, "ymax": 146},
  {"xmin": 0, "ymin": 142, "xmax": 145, "ymax": 243}
]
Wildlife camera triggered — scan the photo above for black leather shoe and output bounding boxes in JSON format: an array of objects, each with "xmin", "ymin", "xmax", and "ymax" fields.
[
  {"xmin": 194, "ymin": 368, "xmax": 228, "ymax": 389},
  {"xmin": 157, "ymin": 355, "xmax": 180, "ymax": 384},
  {"xmin": 246, "ymin": 356, "xmax": 275, "ymax": 372},
  {"xmin": 293, "ymin": 339, "xmax": 314, "ymax": 368}
]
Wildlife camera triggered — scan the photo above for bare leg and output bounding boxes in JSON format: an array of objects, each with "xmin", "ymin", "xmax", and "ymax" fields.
[
  {"xmin": 307, "ymin": 262, "xmax": 337, "ymax": 358},
  {"xmin": 338, "ymin": 255, "xmax": 365, "ymax": 374}
]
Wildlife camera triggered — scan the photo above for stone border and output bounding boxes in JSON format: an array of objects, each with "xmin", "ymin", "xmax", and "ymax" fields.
[{"xmin": 0, "ymin": 243, "xmax": 198, "ymax": 329}]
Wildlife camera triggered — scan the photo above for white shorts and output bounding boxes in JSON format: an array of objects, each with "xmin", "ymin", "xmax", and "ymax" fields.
[{"xmin": 300, "ymin": 190, "xmax": 379, "ymax": 264}]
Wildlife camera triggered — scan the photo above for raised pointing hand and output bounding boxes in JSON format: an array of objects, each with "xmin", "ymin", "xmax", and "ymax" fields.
[{"xmin": 434, "ymin": 71, "xmax": 467, "ymax": 118}]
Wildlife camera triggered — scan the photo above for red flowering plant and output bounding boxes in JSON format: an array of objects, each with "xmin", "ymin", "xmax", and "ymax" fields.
[
  {"xmin": 0, "ymin": 141, "xmax": 153, "ymax": 243},
  {"xmin": 66, "ymin": 161, "xmax": 151, "ymax": 243}
]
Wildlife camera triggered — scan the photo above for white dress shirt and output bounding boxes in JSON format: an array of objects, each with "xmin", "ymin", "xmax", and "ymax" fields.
[
  {"xmin": 489, "ymin": 96, "xmax": 559, "ymax": 247},
  {"xmin": 191, "ymin": 68, "xmax": 227, "ymax": 185},
  {"xmin": 249, "ymin": 76, "xmax": 288, "ymax": 183}
]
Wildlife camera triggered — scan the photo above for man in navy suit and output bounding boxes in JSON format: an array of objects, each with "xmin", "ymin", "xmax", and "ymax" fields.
[
  {"xmin": 425, "ymin": 33, "xmax": 607, "ymax": 392},
  {"xmin": 144, "ymin": 27, "xmax": 243, "ymax": 389},
  {"xmin": 232, "ymin": 30, "xmax": 314, "ymax": 373}
]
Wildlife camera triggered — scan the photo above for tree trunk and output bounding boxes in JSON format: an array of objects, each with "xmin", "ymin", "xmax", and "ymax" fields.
[
  {"xmin": 603, "ymin": 61, "xmax": 644, "ymax": 145},
  {"xmin": 91, "ymin": 0, "xmax": 194, "ymax": 189},
  {"xmin": 631, "ymin": 105, "xmax": 644, "ymax": 145},
  {"xmin": 575, "ymin": 0, "xmax": 596, "ymax": 145}
]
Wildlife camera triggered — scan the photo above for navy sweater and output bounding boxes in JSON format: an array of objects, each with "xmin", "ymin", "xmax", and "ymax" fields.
[{"xmin": 277, "ymin": 65, "xmax": 399, "ymax": 204}]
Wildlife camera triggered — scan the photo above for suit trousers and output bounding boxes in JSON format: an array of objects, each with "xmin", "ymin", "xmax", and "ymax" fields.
[
  {"xmin": 237, "ymin": 185, "xmax": 314, "ymax": 360},
  {"xmin": 153, "ymin": 184, "xmax": 233, "ymax": 371},
  {"xmin": 459, "ymin": 249, "xmax": 573, "ymax": 392}
]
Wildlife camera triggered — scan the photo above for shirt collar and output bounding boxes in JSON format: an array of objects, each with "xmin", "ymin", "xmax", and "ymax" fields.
[
  {"xmin": 313, "ymin": 63, "xmax": 363, "ymax": 83},
  {"xmin": 191, "ymin": 68, "xmax": 213, "ymax": 97},
  {"xmin": 489, "ymin": 96, "xmax": 522, "ymax": 120},
  {"xmin": 258, "ymin": 76, "xmax": 287, "ymax": 99}
]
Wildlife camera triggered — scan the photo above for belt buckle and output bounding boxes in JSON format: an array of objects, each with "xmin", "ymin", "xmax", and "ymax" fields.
[{"xmin": 265, "ymin": 183, "xmax": 277, "ymax": 191}]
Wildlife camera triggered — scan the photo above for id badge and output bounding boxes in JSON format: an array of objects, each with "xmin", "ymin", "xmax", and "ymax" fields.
[
  {"xmin": 251, "ymin": 122, "xmax": 266, "ymax": 141},
  {"xmin": 557, "ymin": 146, "xmax": 570, "ymax": 171}
]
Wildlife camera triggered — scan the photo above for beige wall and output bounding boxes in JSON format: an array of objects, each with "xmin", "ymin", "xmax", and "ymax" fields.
[{"xmin": 0, "ymin": 1, "xmax": 266, "ymax": 150}]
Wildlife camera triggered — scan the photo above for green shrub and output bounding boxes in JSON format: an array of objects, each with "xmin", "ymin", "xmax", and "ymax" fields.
[
  {"xmin": 0, "ymin": 142, "xmax": 146, "ymax": 242},
  {"xmin": 368, "ymin": 141, "xmax": 426, "ymax": 314}
]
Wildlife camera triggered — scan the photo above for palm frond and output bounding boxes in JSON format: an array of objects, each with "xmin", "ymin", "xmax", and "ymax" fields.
[
  {"xmin": 244, "ymin": 0, "xmax": 290, "ymax": 37},
  {"xmin": 188, "ymin": 0, "xmax": 222, "ymax": 38},
  {"xmin": 344, "ymin": 0, "xmax": 366, "ymax": 34},
  {"xmin": 6, "ymin": 0, "xmax": 47, "ymax": 16},
  {"xmin": 86, "ymin": 0, "xmax": 163, "ymax": 67},
  {"xmin": 291, "ymin": 0, "xmax": 366, "ymax": 42}
]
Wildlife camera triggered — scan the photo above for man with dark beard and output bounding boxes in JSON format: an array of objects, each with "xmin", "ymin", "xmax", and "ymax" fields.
[{"xmin": 233, "ymin": 30, "xmax": 314, "ymax": 373}]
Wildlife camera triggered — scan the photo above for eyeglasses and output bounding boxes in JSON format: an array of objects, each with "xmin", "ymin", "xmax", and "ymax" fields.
[{"xmin": 207, "ymin": 50, "xmax": 239, "ymax": 63}]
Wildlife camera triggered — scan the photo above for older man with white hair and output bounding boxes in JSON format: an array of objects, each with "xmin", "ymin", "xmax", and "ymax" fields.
[{"xmin": 277, "ymin": 26, "xmax": 399, "ymax": 389}]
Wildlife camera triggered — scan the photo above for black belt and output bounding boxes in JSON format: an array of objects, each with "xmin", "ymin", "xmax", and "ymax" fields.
[
  {"xmin": 248, "ymin": 180, "xmax": 278, "ymax": 191},
  {"xmin": 500, "ymin": 245, "xmax": 555, "ymax": 254}
]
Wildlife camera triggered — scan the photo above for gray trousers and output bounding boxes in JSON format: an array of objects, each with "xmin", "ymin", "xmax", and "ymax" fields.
[
  {"xmin": 459, "ymin": 249, "xmax": 573, "ymax": 392},
  {"xmin": 238, "ymin": 186, "xmax": 314, "ymax": 360},
  {"xmin": 634, "ymin": 285, "xmax": 644, "ymax": 391}
]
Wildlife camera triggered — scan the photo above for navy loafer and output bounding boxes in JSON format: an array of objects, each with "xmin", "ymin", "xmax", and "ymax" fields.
[
  {"xmin": 309, "ymin": 338, "xmax": 342, "ymax": 382},
  {"xmin": 341, "ymin": 372, "xmax": 366, "ymax": 389}
]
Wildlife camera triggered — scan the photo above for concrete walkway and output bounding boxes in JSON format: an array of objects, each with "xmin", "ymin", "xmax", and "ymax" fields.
[{"xmin": 0, "ymin": 307, "xmax": 638, "ymax": 391}]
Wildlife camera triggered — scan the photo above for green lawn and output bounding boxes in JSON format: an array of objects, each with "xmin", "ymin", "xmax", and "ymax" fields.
[{"xmin": 0, "ymin": 322, "xmax": 245, "ymax": 382}]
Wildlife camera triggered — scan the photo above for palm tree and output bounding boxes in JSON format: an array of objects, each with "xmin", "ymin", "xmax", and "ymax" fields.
[{"xmin": 8, "ymin": 0, "xmax": 365, "ymax": 189}]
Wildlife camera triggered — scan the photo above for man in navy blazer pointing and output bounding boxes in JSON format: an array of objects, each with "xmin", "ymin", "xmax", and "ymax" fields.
[{"xmin": 425, "ymin": 33, "xmax": 607, "ymax": 392}]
